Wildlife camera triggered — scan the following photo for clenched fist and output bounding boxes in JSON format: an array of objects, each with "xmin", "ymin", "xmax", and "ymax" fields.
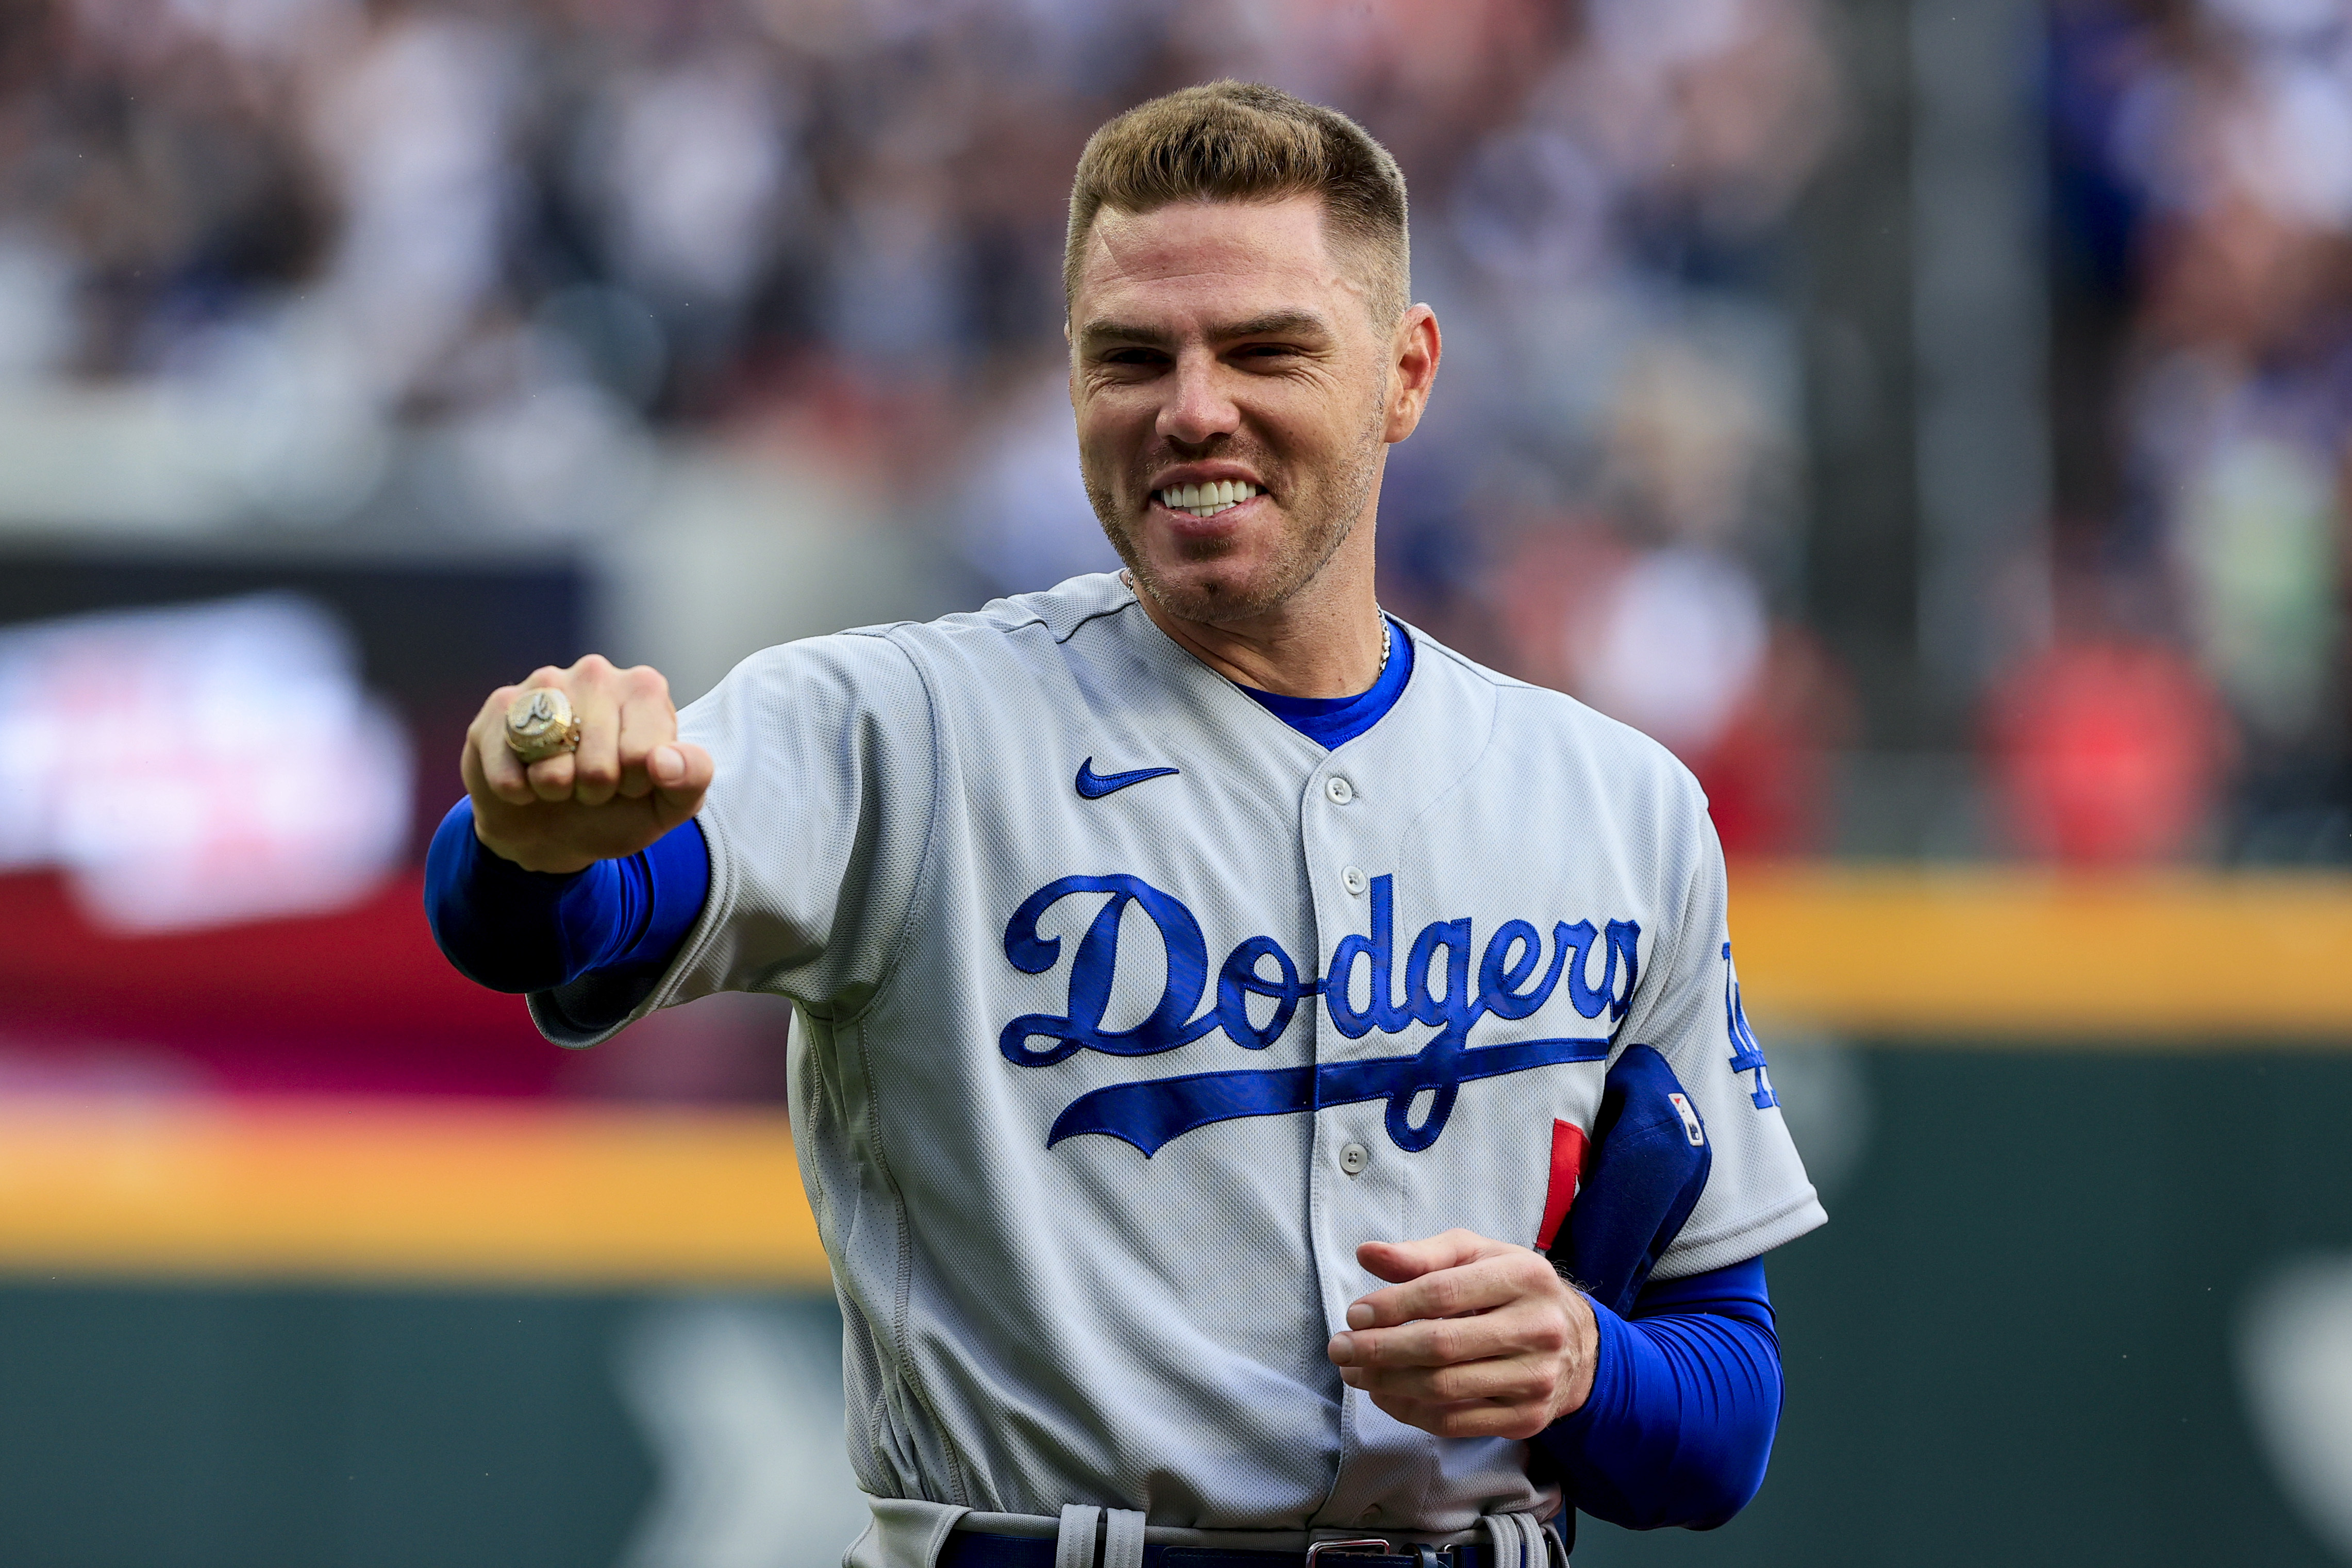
[
  {"xmin": 1325, "ymin": 1229, "xmax": 1598, "ymax": 1441},
  {"xmin": 461, "ymin": 655, "xmax": 714, "ymax": 874}
]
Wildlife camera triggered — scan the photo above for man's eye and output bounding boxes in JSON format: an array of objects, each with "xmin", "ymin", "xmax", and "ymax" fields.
[
  {"xmin": 1237, "ymin": 344, "xmax": 1300, "ymax": 360},
  {"xmin": 1102, "ymin": 348, "xmax": 1165, "ymax": 366}
]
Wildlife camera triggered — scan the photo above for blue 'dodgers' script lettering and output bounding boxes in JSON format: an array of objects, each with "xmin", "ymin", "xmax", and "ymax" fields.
[{"xmin": 999, "ymin": 873, "xmax": 1639, "ymax": 1156}]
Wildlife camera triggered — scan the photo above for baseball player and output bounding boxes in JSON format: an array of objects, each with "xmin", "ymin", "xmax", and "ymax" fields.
[{"xmin": 428, "ymin": 82, "xmax": 1823, "ymax": 1566}]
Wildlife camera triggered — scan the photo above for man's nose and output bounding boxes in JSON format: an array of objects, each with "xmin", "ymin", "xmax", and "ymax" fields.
[{"xmin": 1157, "ymin": 354, "xmax": 1239, "ymax": 446}]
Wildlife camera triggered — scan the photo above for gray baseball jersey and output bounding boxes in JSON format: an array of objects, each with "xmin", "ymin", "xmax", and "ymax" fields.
[{"xmin": 532, "ymin": 572, "xmax": 1824, "ymax": 1533}]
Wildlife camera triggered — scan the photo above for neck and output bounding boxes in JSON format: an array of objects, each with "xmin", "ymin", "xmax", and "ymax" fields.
[{"xmin": 1127, "ymin": 547, "xmax": 1386, "ymax": 699}]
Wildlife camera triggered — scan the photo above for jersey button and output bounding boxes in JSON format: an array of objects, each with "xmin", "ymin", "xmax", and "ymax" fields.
[
  {"xmin": 1341, "ymin": 865, "xmax": 1368, "ymax": 896},
  {"xmin": 1325, "ymin": 775, "xmax": 1355, "ymax": 805},
  {"xmin": 1339, "ymin": 1142, "xmax": 1371, "ymax": 1176}
]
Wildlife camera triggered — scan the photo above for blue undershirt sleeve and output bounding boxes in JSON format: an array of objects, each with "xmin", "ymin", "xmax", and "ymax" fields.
[
  {"xmin": 423, "ymin": 798, "xmax": 710, "ymax": 994},
  {"xmin": 1533, "ymin": 1255, "xmax": 1783, "ymax": 1531}
]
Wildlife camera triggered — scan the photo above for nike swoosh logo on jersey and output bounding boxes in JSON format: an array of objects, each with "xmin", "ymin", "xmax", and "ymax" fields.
[{"xmin": 1075, "ymin": 758, "xmax": 1179, "ymax": 799}]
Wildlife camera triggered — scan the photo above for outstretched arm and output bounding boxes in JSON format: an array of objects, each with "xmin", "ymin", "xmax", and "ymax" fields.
[
  {"xmin": 424, "ymin": 656, "xmax": 717, "ymax": 997},
  {"xmin": 424, "ymin": 802, "xmax": 709, "ymax": 992}
]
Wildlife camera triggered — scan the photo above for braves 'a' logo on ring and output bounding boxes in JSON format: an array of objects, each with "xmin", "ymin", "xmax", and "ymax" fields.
[{"xmin": 998, "ymin": 874, "xmax": 1639, "ymax": 1157}]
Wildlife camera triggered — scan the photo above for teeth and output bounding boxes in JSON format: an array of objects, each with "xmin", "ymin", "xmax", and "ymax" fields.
[{"xmin": 1157, "ymin": 480, "xmax": 1262, "ymax": 518}]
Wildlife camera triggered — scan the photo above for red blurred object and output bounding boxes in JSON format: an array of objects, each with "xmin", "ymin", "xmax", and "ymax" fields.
[
  {"xmin": 1983, "ymin": 640, "xmax": 2233, "ymax": 864},
  {"xmin": 0, "ymin": 870, "xmax": 562, "ymax": 1096},
  {"xmin": 1688, "ymin": 626, "xmax": 1857, "ymax": 858},
  {"xmin": 1487, "ymin": 523, "xmax": 1857, "ymax": 858}
]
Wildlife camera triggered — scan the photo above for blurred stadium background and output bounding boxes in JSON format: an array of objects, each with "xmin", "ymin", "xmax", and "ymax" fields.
[{"xmin": 2, "ymin": 0, "xmax": 2350, "ymax": 1562}]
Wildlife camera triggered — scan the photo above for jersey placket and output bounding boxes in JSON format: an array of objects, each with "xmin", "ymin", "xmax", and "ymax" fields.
[{"xmin": 1297, "ymin": 748, "xmax": 1426, "ymax": 1524}]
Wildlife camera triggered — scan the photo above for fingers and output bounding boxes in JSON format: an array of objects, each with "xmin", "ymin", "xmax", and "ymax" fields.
[
  {"xmin": 1337, "ymin": 1339, "xmax": 1562, "ymax": 1405},
  {"xmin": 457, "ymin": 656, "xmax": 702, "ymax": 874},
  {"xmin": 1328, "ymin": 1296, "xmax": 1577, "ymax": 1444},
  {"xmin": 613, "ymin": 665, "xmax": 678, "ymax": 801},
  {"xmin": 1336, "ymin": 1322, "xmax": 1573, "ymax": 1444},
  {"xmin": 514, "ymin": 663, "xmax": 581, "ymax": 800},
  {"xmin": 649, "ymin": 740, "xmax": 715, "ymax": 822},
  {"xmin": 1357, "ymin": 1392, "xmax": 1557, "ymax": 1443},
  {"xmin": 1345, "ymin": 1241, "xmax": 1540, "ymax": 1333},
  {"xmin": 1329, "ymin": 1288, "xmax": 1561, "ymax": 1379},
  {"xmin": 467, "ymin": 685, "xmax": 537, "ymax": 806},
  {"xmin": 1355, "ymin": 1228, "xmax": 1499, "ymax": 1287},
  {"xmin": 471, "ymin": 658, "xmax": 680, "ymax": 808},
  {"xmin": 568, "ymin": 671, "xmax": 624, "ymax": 807},
  {"xmin": 1333, "ymin": 1290, "xmax": 1570, "ymax": 1374}
]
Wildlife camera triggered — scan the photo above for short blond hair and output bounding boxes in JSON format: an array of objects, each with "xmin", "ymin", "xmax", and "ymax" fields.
[{"xmin": 1064, "ymin": 80, "xmax": 1410, "ymax": 324}]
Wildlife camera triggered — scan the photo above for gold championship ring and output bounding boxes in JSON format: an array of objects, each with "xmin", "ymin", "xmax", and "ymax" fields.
[{"xmin": 504, "ymin": 687, "xmax": 582, "ymax": 764}]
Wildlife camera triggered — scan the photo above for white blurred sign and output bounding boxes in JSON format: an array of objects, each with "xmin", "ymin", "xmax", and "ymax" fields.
[
  {"xmin": 2241, "ymin": 1254, "xmax": 2352, "ymax": 1562},
  {"xmin": 0, "ymin": 594, "xmax": 412, "ymax": 932},
  {"xmin": 614, "ymin": 1299, "xmax": 870, "ymax": 1568}
]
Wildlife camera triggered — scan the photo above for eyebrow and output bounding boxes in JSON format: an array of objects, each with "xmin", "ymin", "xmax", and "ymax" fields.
[{"xmin": 1076, "ymin": 309, "xmax": 1335, "ymax": 353}]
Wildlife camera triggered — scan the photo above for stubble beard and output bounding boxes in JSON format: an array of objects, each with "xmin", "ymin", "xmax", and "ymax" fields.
[{"xmin": 1085, "ymin": 398, "xmax": 1389, "ymax": 626}]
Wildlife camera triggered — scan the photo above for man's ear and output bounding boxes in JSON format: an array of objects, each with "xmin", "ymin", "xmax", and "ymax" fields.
[{"xmin": 1384, "ymin": 304, "xmax": 1442, "ymax": 444}]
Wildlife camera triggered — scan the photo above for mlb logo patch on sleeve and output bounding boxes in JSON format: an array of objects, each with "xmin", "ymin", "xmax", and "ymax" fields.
[{"xmin": 1667, "ymin": 1092, "xmax": 1706, "ymax": 1146}]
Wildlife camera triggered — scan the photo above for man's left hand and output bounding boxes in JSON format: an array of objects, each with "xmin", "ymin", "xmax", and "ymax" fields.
[{"xmin": 1325, "ymin": 1228, "xmax": 1598, "ymax": 1441}]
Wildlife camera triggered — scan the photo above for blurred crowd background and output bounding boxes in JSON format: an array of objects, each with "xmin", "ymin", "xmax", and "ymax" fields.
[
  {"xmin": 5, "ymin": 0, "xmax": 2351, "ymax": 886},
  {"xmin": 3, "ymin": 1, "xmax": 2352, "ymax": 1565}
]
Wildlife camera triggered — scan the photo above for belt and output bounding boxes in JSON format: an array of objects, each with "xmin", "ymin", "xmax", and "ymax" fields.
[{"xmin": 942, "ymin": 1533, "xmax": 1505, "ymax": 1568}]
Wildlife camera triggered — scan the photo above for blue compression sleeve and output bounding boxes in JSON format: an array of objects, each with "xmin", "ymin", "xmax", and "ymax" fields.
[
  {"xmin": 1533, "ymin": 1255, "xmax": 1782, "ymax": 1531},
  {"xmin": 423, "ymin": 798, "xmax": 709, "ymax": 993}
]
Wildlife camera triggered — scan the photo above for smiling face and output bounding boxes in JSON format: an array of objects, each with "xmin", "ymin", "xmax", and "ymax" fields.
[{"xmin": 1069, "ymin": 195, "xmax": 1436, "ymax": 626}]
